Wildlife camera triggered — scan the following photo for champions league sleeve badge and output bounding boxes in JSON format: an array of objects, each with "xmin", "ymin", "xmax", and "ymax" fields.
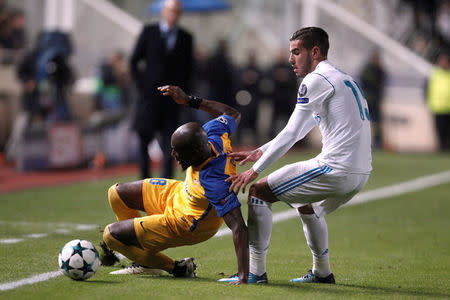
[{"xmin": 297, "ymin": 84, "xmax": 309, "ymax": 104}]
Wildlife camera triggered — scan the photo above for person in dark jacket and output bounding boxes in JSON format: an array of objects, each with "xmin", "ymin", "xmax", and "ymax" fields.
[
  {"xmin": 359, "ymin": 51, "xmax": 386, "ymax": 149},
  {"xmin": 130, "ymin": 0, "xmax": 193, "ymax": 179}
]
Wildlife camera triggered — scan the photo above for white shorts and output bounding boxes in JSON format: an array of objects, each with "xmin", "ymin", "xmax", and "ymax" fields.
[{"xmin": 267, "ymin": 158, "xmax": 369, "ymax": 217}]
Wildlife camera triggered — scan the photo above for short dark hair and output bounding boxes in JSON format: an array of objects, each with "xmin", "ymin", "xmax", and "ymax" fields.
[{"xmin": 290, "ymin": 27, "xmax": 329, "ymax": 57}]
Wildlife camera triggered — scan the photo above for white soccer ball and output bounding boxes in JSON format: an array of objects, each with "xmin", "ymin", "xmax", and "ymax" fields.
[{"xmin": 58, "ymin": 239, "xmax": 100, "ymax": 280}]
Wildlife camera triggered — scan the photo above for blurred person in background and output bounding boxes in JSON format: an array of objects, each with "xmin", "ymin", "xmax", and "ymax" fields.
[
  {"xmin": 359, "ymin": 50, "xmax": 386, "ymax": 149},
  {"xmin": 427, "ymin": 51, "xmax": 450, "ymax": 151},
  {"xmin": 403, "ymin": 0, "xmax": 438, "ymax": 39},
  {"xmin": 38, "ymin": 33, "xmax": 74, "ymax": 122},
  {"xmin": 16, "ymin": 31, "xmax": 74, "ymax": 124},
  {"xmin": 192, "ymin": 39, "xmax": 234, "ymax": 126},
  {"xmin": 235, "ymin": 49, "xmax": 262, "ymax": 145},
  {"xmin": 16, "ymin": 41, "xmax": 42, "ymax": 124},
  {"xmin": 6, "ymin": 10, "xmax": 26, "ymax": 50},
  {"xmin": 207, "ymin": 39, "xmax": 234, "ymax": 108},
  {"xmin": 191, "ymin": 47, "xmax": 211, "ymax": 124},
  {"xmin": 267, "ymin": 49, "xmax": 299, "ymax": 139},
  {"xmin": 0, "ymin": 8, "xmax": 26, "ymax": 64},
  {"xmin": 95, "ymin": 50, "xmax": 130, "ymax": 114},
  {"xmin": 130, "ymin": 0, "xmax": 193, "ymax": 179},
  {"xmin": 436, "ymin": 0, "xmax": 450, "ymax": 48}
]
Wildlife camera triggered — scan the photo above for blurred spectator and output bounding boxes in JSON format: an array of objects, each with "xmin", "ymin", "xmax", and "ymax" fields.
[
  {"xmin": 95, "ymin": 51, "xmax": 130, "ymax": 113},
  {"xmin": 398, "ymin": 0, "xmax": 450, "ymax": 62},
  {"xmin": 0, "ymin": 8, "xmax": 26, "ymax": 64},
  {"xmin": 267, "ymin": 49, "xmax": 298, "ymax": 139},
  {"xmin": 207, "ymin": 39, "xmax": 234, "ymax": 107},
  {"xmin": 16, "ymin": 42, "xmax": 42, "ymax": 123},
  {"xmin": 191, "ymin": 47, "xmax": 211, "ymax": 124},
  {"xmin": 359, "ymin": 51, "xmax": 386, "ymax": 149},
  {"xmin": 0, "ymin": 0, "xmax": 6, "ymax": 12},
  {"xmin": 403, "ymin": 0, "xmax": 437, "ymax": 37},
  {"xmin": 436, "ymin": 0, "xmax": 450, "ymax": 45},
  {"xmin": 130, "ymin": 0, "xmax": 193, "ymax": 179},
  {"xmin": 426, "ymin": 52, "xmax": 450, "ymax": 151},
  {"xmin": 37, "ymin": 31, "xmax": 74, "ymax": 122},
  {"xmin": 7, "ymin": 10, "xmax": 26, "ymax": 49},
  {"xmin": 235, "ymin": 49, "xmax": 262, "ymax": 144},
  {"xmin": 16, "ymin": 31, "xmax": 74, "ymax": 125}
]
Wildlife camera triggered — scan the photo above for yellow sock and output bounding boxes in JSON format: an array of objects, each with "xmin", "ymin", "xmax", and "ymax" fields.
[
  {"xmin": 108, "ymin": 184, "xmax": 141, "ymax": 221},
  {"xmin": 103, "ymin": 225, "xmax": 175, "ymax": 272}
]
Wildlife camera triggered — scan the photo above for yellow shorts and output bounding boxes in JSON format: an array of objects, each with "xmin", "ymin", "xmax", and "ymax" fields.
[{"xmin": 134, "ymin": 178, "xmax": 222, "ymax": 253}]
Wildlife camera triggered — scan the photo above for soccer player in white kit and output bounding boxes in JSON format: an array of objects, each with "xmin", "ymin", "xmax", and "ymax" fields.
[{"xmin": 220, "ymin": 27, "xmax": 372, "ymax": 284}]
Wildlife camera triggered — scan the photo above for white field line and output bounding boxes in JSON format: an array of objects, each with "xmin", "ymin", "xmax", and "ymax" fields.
[
  {"xmin": 0, "ymin": 272, "xmax": 61, "ymax": 291},
  {"xmin": 1, "ymin": 170, "xmax": 449, "ymax": 291},
  {"xmin": 214, "ymin": 170, "xmax": 450, "ymax": 237},
  {"xmin": 0, "ymin": 224, "xmax": 98, "ymax": 245}
]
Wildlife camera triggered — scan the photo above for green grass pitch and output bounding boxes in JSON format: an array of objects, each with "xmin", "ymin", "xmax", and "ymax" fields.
[{"xmin": 1, "ymin": 151, "xmax": 449, "ymax": 299}]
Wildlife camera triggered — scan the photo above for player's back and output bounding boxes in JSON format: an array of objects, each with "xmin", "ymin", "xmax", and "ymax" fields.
[{"xmin": 311, "ymin": 61, "xmax": 372, "ymax": 174}]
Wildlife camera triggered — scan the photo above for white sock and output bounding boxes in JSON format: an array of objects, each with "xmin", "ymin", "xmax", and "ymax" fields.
[
  {"xmin": 248, "ymin": 196, "xmax": 272, "ymax": 276},
  {"xmin": 299, "ymin": 213, "xmax": 332, "ymax": 278}
]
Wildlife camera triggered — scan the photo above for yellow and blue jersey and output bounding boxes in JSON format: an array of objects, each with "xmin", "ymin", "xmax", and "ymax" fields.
[{"xmin": 172, "ymin": 115, "xmax": 240, "ymax": 228}]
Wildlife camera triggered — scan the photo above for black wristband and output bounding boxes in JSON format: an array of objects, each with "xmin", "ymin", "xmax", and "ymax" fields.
[{"xmin": 188, "ymin": 95, "xmax": 203, "ymax": 109}]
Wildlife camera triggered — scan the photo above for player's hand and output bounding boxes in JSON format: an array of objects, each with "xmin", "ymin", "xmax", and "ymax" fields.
[
  {"xmin": 228, "ymin": 149, "xmax": 262, "ymax": 166},
  {"xmin": 158, "ymin": 85, "xmax": 189, "ymax": 105},
  {"xmin": 226, "ymin": 168, "xmax": 259, "ymax": 194}
]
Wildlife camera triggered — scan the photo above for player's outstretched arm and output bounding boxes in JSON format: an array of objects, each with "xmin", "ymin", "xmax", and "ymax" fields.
[
  {"xmin": 158, "ymin": 85, "xmax": 241, "ymax": 126},
  {"xmin": 222, "ymin": 206, "xmax": 249, "ymax": 284}
]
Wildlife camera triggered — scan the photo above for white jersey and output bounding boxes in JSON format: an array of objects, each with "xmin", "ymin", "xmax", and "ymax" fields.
[{"xmin": 254, "ymin": 60, "xmax": 372, "ymax": 174}]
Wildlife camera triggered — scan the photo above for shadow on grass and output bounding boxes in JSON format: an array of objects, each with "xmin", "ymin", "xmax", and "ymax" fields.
[
  {"xmin": 338, "ymin": 283, "xmax": 450, "ymax": 299},
  {"xmin": 262, "ymin": 281, "xmax": 449, "ymax": 299},
  {"xmin": 97, "ymin": 274, "xmax": 450, "ymax": 299},
  {"xmin": 179, "ymin": 276, "xmax": 450, "ymax": 299},
  {"xmin": 80, "ymin": 280, "xmax": 121, "ymax": 284}
]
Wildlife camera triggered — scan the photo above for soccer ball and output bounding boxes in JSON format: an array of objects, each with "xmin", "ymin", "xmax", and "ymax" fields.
[{"xmin": 58, "ymin": 239, "xmax": 100, "ymax": 280}]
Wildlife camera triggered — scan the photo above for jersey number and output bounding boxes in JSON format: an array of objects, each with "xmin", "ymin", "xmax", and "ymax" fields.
[
  {"xmin": 149, "ymin": 178, "xmax": 167, "ymax": 185},
  {"xmin": 344, "ymin": 80, "xmax": 370, "ymax": 121}
]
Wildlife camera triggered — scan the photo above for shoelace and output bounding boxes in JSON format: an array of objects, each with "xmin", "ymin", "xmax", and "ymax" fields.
[
  {"xmin": 128, "ymin": 262, "xmax": 143, "ymax": 269},
  {"xmin": 302, "ymin": 271, "xmax": 314, "ymax": 280}
]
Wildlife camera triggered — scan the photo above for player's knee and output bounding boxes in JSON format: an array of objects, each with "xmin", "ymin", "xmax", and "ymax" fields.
[
  {"xmin": 103, "ymin": 224, "xmax": 115, "ymax": 249},
  {"xmin": 107, "ymin": 184, "xmax": 119, "ymax": 206},
  {"xmin": 248, "ymin": 184, "xmax": 257, "ymax": 200},
  {"xmin": 248, "ymin": 180, "xmax": 277, "ymax": 204},
  {"xmin": 298, "ymin": 204, "xmax": 315, "ymax": 215},
  {"xmin": 103, "ymin": 223, "xmax": 126, "ymax": 251}
]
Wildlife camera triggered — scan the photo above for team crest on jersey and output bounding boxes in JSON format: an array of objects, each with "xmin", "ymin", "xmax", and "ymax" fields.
[
  {"xmin": 314, "ymin": 113, "xmax": 321, "ymax": 124},
  {"xmin": 298, "ymin": 84, "xmax": 307, "ymax": 97},
  {"xmin": 216, "ymin": 116, "xmax": 228, "ymax": 125}
]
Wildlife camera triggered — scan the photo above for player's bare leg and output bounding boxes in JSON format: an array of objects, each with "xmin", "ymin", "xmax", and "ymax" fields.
[
  {"xmin": 220, "ymin": 177, "xmax": 274, "ymax": 283},
  {"xmin": 107, "ymin": 181, "xmax": 143, "ymax": 221}
]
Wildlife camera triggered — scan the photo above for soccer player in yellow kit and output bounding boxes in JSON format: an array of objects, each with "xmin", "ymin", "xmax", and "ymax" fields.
[{"xmin": 101, "ymin": 85, "xmax": 248, "ymax": 284}]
